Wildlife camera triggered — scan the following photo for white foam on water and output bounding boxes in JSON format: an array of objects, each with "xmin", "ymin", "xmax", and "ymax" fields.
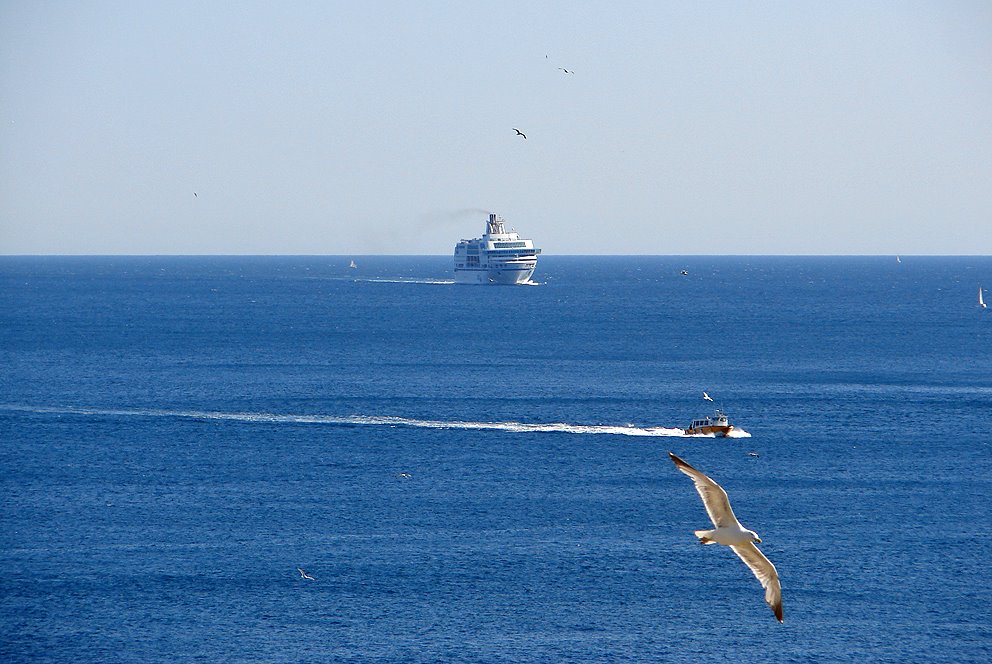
[
  {"xmin": 350, "ymin": 278, "xmax": 456, "ymax": 285},
  {"xmin": 0, "ymin": 404, "xmax": 749, "ymax": 438},
  {"xmin": 679, "ymin": 429, "xmax": 752, "ymax": 438}
]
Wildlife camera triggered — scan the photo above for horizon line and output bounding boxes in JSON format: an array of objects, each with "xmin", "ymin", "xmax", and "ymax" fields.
[{"xmin": 1, "ymin": 253, "xmax": 990, "ymax": 259}]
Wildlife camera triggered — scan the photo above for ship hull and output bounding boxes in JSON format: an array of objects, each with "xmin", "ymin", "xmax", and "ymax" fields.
[
  {"xmin": 454, "ymin": 266, "xmax": 535, "ymax": 285},
  {"xmin": 683, "ymin": 425, "xmax": 734, "ymax": 437}
]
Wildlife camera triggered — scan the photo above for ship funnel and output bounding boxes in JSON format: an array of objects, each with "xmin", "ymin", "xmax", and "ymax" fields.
[{"xmin": 486, "ymin": 212, "xmax": 506, "ymax": 235}]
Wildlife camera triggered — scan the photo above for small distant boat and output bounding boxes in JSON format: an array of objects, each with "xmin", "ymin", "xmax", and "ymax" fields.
[
  {"xmin": 896, "ymin": 256, "xmax": 901, "ymax": 264},
  {"xmin": 349, "ymin": 260, "xmax": 358, "ymax": 269},
  {"xmin": 980, "ymin": 285, "xmax": 987, "ymax": 309},
  {"xmin": 684, "ymin": 409, "xmax": 735, "ymax": 437}
]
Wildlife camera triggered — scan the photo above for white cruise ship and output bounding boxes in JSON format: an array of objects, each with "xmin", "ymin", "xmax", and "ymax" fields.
[{"xmin": 453, "ymin": 213, "xmax": 541, "ymax": 284}]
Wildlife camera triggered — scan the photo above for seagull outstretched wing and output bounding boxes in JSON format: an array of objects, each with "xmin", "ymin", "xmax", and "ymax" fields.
[
  {"xmin": 731, "ymin": 542, "xmax": 783, "ymax": 623},
  {"xmin": 669, "ymin": 452, "xmax": 740, "ymax": 529}
]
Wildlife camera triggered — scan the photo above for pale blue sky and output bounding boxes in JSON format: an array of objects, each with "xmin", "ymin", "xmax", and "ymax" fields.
[{"xmin": 1, "ymin": 1, "xmax": 990, "ymax": 255}]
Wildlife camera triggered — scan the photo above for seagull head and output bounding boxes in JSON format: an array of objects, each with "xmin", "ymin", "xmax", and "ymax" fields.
[{"xmin": 747, "ymin": 529, "xmax": 762, "ymax": 543}]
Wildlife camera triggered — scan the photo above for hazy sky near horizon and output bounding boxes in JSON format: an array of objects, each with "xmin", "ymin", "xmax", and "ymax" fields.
[{"xmin": 1, "ymin": 1, "xmax": 990, "ymax": 255}]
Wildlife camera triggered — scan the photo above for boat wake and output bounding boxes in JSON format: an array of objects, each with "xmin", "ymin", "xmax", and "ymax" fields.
[
  {"xmin": 348, "ymin": 277, "xmax": 456, "ymax": 285},
  {"xmin": 0, "ymin": 404, "xmax": 748, "ymax": 437}
]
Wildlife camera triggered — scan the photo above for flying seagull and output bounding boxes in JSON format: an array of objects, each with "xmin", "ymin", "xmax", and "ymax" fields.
[
  {"xmin": 702, "ymin": 392, "xmax": 714, "ymax": 402},
  {"xmin": 680, "ymin": 270, "xmax": 689, "ymax": 276},
  {"xmin": 513, "ymin": 128, "xmax": 527, "ymax": 139},
  {"xmin": 297, "ymin": 568, "xmax": 316, "ymax": 581},
  {"xmin": 558, "ymin": 67, "xmax": 574, "ymax": 74},
  {"xmin": 668, "ymin": 452, "xmax": 783, "ymax": 622}
]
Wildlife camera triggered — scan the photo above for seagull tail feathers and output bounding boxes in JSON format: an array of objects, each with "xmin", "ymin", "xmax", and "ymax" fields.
[{"xmin": 694, "ymin": 529, "xmax": 718, "ymax": 544}]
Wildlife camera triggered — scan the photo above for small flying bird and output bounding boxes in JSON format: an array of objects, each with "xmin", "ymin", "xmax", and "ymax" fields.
[
  {"xmin": 297, "ymin": 568, "xmax": 316, "ymax": 581},
  {"xmin": 558, "ymin": 67, "xmax": 574, "ymax": 74},
  {"xmin": 193, "ymin": 192, "xmax": 197, "ymax": 198},
  {"xmin": 668, "ymin": 452, "xmax": 783, "ymax": 623},
  {"xmin": 513, "ymin": 128, "xmax": 527, "ymax": 139},
  {"xmin": 680, "ymin": 270, "xmax": 689, "ymax": 276},
  {"xmin": 702, "ymin": 392, "xmax": 714, "ymax": 402}
]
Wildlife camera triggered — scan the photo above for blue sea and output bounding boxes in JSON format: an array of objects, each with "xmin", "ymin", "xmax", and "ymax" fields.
[{"xmin": 1, "ymin": 255, "xmax": 990, "ymax": 663}]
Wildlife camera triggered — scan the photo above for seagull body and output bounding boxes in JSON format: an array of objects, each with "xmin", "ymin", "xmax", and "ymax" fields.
[
  {"xmin": 298, "ymin": 568, "xmax": 316, "ymax": 581},
  {"xmin": 668, "ymin": 452, "xmax": 783, "ymax": 623},
  {"xmin": 513, "ymin": 128, "xmax": 527, "ymax": 139},
  {"xmin": 702, "ymin": 392, "xmax": 713, "ymax": 402}
]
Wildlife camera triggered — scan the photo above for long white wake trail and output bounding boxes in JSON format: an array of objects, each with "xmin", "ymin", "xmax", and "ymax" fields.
[{"xmin": 0, "ymin": 405, "xmax": 749, "ymax": 437}]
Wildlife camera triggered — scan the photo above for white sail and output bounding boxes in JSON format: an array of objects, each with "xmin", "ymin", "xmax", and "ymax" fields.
[{"xmin": 981, "ymin": 286, "xmax": 986, "ymax": 309}]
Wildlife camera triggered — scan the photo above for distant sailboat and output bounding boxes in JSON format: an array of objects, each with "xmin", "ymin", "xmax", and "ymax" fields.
[
  {"xmin": 980, "ymin": 286, "xmax": 987, "ymax": 309},
  {"xmin": 896, "ymin": 255, "xmax": 901, "ymax": 264},
  {"xmin": 349, "ymin": 260, "xmax": 357, "ymax": 269}
]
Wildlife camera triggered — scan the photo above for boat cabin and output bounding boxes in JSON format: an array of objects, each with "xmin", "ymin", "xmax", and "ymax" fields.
[{"xmin": 689, "ymin": 410, "xmax": 729, "ymax": 429}]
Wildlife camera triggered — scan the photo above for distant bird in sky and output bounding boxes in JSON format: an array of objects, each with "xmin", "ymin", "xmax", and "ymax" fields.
[
  {"xmin": 297, "ymin": 568, "xmax": 316, "ymax": 581},
  {"xmin": 680, "ymin": 270, "xmax": 689, "ymax": 276},
  {"xmin": 193, "ymin": 192, "xmax": 197, "ymax": 198},
  {"xmin": 703, "ymin": 392, "xmax": 714, "ymax": 402},
  {"xmin": 668, "ymin": 452, "xmax": 783, "ymax": 623},
  {"xmin": 558, "ymin": 67, "xmax": 574, "ymax": 74},
  {"xmin": 513, "ymin": 128, "xmax": 527, "ymax": 139}
]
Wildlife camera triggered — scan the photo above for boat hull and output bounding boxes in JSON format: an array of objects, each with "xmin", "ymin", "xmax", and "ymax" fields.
[
  {"xmin": 683, "ymin": 425, "xmax": 735, "ymax": 437},
  {"xmin": 454, "ymin": 265, "xmax": 535, "ymax": 285}
]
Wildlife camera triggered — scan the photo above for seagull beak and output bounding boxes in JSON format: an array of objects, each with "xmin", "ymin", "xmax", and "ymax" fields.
[{"xmin": 755, "ymin": 537, "xmax": 762, "ymax": 543}]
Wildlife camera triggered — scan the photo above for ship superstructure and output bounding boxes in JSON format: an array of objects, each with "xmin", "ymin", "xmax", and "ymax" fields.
[{"xmin": 453, "ymin": 213, "xmax": 540, "ymax": 285}]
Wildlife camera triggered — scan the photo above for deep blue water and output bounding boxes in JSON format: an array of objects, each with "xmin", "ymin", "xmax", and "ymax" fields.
[{"xmin": 1, "ymin": 255, "xmax": 991, "ymax": 662}]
